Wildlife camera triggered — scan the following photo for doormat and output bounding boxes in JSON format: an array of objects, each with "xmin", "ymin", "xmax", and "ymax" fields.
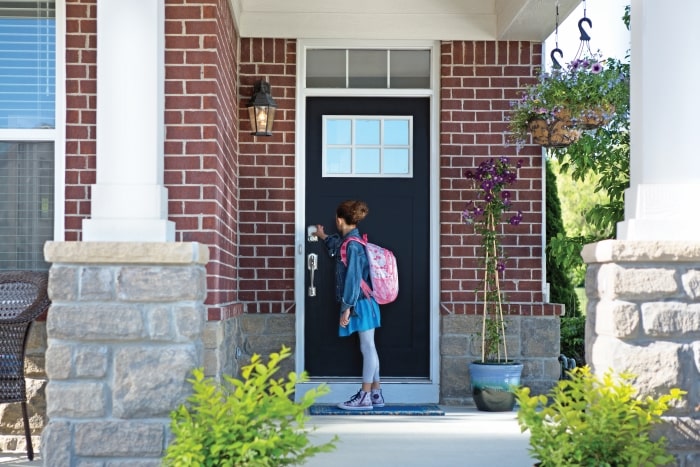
[{"xmin": 308, "ymin": 404, "xmax": 445, "ymax": 416}]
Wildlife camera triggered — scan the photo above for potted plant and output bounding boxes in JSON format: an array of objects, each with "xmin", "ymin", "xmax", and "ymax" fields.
[
  {"xmin": 462, "ymin": 157, "xmax": 525, "ymax": 412},
  {"xmin": 509, "ymin": 53, "xmax": 630, "ymax": 148},
  {"xmin": 515, "ymin": 366, "xmax": 685, "ymax": 466}
]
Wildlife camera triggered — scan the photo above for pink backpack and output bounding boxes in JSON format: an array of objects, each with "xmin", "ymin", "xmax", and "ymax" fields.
[{"xmin": 340, "ymin": 234, "xmax": 399, "ymax": 305}]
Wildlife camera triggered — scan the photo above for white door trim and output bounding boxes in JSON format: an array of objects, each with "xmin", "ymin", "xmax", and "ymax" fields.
[{"xmin": 294, "ymin": 39, "xmax": 441, "ymax": 403}]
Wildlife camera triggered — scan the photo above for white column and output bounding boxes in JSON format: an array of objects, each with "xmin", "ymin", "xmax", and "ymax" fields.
[
  {"xmin": 82, "ymin": 0, "xmax": 174, "ymax": 241},
  {"xmin": 617, "ymin": 0, "xmax": 700, "ymax": 240}
]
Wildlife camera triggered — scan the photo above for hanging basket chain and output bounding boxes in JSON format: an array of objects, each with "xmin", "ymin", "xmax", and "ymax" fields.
[{"xmin": 550, "ymin": 2, "xmax": 563, "ymax": 69}]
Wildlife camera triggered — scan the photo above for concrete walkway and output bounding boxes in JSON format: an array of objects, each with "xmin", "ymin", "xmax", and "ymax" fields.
[
  {"xmin": 0, "ymin": 454, "xmax": 39, "ymax": 466},
  {"xmin": 0, "ymin": 407, "xmax": 535, "ymax": 466},
  {"xmin": 304, "ymin": 406, "xmax": 535, "ymax": 467}
]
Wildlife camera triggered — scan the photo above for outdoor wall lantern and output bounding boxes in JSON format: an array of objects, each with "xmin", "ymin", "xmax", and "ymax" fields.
[{"xmin": 247, "ymin": 80, "xmax": 277, "ymax": 136}]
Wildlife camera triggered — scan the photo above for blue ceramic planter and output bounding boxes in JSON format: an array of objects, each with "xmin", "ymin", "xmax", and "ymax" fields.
[{"xmin": 468, "ymin": 361, "xmax": 524, "ymax": 412}]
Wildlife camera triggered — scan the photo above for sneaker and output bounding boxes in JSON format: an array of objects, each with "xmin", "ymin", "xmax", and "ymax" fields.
[
  {"xmin": 371, "ymin": 389, "xmax": 385, "ymax": 407},
  {"xmin": 337, "ymin": 390, "xmax": 372, "ymax": 411}
]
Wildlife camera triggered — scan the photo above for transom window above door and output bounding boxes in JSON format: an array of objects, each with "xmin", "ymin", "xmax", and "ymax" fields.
[
  {"xmin": 322, "ymin": 116, "xmax": 412, "ymax": 178},
  {"xmin": 306, "ymin": 49, "xmax": 430, "ymax": 89}
]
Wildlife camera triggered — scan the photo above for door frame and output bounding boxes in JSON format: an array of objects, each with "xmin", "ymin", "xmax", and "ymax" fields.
[{"xmin": 294, "ymin": 39, "xmax": 441, "ymax": 403}]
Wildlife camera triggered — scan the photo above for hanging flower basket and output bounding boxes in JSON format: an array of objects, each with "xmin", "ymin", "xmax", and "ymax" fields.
[
  {"xmin": 508, "ymin": 53, "xmax": 629, "ymax": 146},
  {"xmin": 527, "ymin": 116, "xmax": 581, "ymax": 148}
]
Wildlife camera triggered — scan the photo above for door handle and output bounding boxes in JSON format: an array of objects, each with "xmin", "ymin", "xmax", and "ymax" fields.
[{"xmin": 307, "ymin": 253, "xmax": 318, "ymax": 297}]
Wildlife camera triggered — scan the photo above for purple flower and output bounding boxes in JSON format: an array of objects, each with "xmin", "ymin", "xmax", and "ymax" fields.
[
  {"xmin": 497, "ymin": 262, "xmax": 506, "ymax": 272},
  {"xmin": 463, "ymin": 159, "xmax": 525, "ymax": 234},
  {"xmin": 591, "ymin": 62, "xmax": 603, "ymax": 74}
]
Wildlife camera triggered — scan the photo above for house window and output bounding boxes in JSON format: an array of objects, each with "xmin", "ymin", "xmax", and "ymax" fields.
[
  {"xmin": 322, "ymin": 116, "xmax": 412, "ymax": 178},
  {"xmin": 0, "ymin": 1, "xmax": 56, "ymax": 271}
]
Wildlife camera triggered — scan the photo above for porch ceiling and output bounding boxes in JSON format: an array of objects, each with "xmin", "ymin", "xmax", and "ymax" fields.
[{"xmin": 229, "ymin": 0, "xmax": 580, "ymax": 42}]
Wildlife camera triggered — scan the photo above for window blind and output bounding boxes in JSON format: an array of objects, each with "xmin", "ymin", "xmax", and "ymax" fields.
[{"xmin": 0, "ymin": 1, "xmax": 56, "ymax": 129}]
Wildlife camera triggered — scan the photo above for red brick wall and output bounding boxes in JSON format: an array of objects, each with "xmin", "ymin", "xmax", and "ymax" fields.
[
  {"xmin": 164, "ymin": 0, "xmax": 240, "ymax": 320},
  {"xmin": 440, "ymin": 41, "xmax": 562, "ymax": 317},
  {"xmin": 64, "ymin": 0, "xmax": 97, "ymax": 240},
  {"xmin": 237, "ymin": 38, "xmax": 297, "ymax": 314},
  {"xmin": 64, "ymin": 0, "xmax": 242, "ymax": 320}
]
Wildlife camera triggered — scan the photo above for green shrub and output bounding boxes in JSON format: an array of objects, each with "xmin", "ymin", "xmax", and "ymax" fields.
[
  {"xmin": 516, "ymin": 366, "xmax": 685, "ymax": 467},
  {"xmin": 164, "ymin": 346, "xmax": 337, "ymax": 466}
]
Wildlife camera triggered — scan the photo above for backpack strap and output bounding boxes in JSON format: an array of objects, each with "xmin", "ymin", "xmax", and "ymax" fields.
[
  {"xmin": 339, "ymin": 234, "xmax": 367, "ymax": 266},
  {"xmin": 339, "ymin": 234, "xmax": 372, "ymax": 299}
]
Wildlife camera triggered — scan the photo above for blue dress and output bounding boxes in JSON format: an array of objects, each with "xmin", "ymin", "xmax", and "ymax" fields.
[{"xmin": 322, "ymin": 228, "xmax": 381, "ymax": 337}]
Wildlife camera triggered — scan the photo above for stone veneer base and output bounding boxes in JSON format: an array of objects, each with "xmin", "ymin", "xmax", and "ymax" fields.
[
  {"xmin": 41, "ymin": 241, "xmax": 208, "ymax": 466},
  {"xmin": 583, "ymin": 240, "xmax": 700, "ymax": 466}
]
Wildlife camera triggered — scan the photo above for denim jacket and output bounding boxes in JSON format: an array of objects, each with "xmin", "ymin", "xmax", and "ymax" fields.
[{"xmin": 322, "ymin": 228, "xmax": 370, "ymax": 314}]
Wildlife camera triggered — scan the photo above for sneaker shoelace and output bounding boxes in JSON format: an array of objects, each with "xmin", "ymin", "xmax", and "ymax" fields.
[{"xmin": 346, "ymin": 391, "xmax": 363, "ymax": 403}]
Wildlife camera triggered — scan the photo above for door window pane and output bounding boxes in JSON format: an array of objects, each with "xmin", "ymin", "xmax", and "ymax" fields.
[
  {"xmin": 326, "ymin": 119, "xmax": 351, "ymax": 144},
  {"xmin": 306, "ymin": 49, "xmax": 346, "ymax": 88},
  {"xmin": 348, "ymin": 50, "xmax": 386, "ymax": 88},
  {"xmin": 384, "ymin": 149, "xmax": 410, "ymax": 175},
  {"xmin": 390, "ymin": 50, "xmax": 430, "ymax": 89},
  {"xmin": 356, "ymin": 148, "xmax": 380, "ymax": 174},
  {"xmin": 355, "ymin": 119, "xmax": 380, "ymax": 145},
  {"xmin": 326, "ymin": 148, "xmax": 351, "ymax": 174},
  {"xmin": 0, "ymin": 2, "xmax": 56, "ymax": 129},
  {"xmin": 384, "ymin": 119, "xmax": 409, "ymax": 145},
  {"xmin": 0, "ymin": 142, "xmax": 54, "ymax": 271}
]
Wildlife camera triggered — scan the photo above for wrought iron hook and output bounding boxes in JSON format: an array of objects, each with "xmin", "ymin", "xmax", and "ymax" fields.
[
  {"xmin": 578, "ymin": 17, "xmax": 592, "ymax": 42},
  {"xmin": 550, "ymin": 48, "xmax": 564, "ymax": 69}
]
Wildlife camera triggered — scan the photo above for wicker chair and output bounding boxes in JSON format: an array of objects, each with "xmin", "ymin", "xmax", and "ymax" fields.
[{"xmin": 0, "ymin": 271, "xmax": 50, "ymax": 461}]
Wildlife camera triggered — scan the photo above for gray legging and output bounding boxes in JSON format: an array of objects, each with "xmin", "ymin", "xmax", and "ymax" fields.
[{"xmin": 359, "ymin": 328, "xmax": 380, "ymax": 384}]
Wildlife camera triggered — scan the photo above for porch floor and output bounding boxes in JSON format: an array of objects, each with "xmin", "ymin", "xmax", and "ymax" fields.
[{"xmin": 2, "ymin": 406, "xmax": 534, "ymax": 466}]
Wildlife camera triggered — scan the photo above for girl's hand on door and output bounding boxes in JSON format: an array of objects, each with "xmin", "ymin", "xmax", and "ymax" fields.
[{"xmin": 313, "ymin": 224, "xmax": 327, "ymax": 240}]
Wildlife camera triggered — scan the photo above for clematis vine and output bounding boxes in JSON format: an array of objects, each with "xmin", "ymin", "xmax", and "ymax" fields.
[{"xmin": 462, "ymin": 157, "xmax": 525, "ymax": 362}]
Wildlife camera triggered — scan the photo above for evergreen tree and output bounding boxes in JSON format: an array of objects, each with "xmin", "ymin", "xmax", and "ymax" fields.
[{"xmin": 545, "ymin": 158, "xmax": 581, "ymax": 318}]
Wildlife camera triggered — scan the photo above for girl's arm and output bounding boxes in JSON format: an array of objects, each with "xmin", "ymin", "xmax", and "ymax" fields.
[{"xmin": 340, "ymin": 242, "xmax": 363, "ymax": 313}]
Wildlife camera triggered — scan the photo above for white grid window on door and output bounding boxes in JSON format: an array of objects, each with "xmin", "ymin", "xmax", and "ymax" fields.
[{"xmin": 322, "ymin": 116, "xmax": 412, "ymax": 178}]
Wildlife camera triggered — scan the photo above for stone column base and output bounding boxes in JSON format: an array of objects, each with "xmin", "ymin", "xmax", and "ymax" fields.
[
  {"xmin": 583, "ymin": 240, "xmax": 700, "ymax": 464},
  {"xmin": 41, "ymin": 242, "xmax": 208, "ymax": 466}
]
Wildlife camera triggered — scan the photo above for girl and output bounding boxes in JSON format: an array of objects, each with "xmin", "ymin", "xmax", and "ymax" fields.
[{"xmin": 314, "ymin": 200, "xmax": 384, "ymax": 410}]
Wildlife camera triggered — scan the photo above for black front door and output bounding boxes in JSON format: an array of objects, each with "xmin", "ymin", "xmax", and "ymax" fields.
[{"xmin": 304, "ymin": 97, "xmax": 430, "ymax": 379}]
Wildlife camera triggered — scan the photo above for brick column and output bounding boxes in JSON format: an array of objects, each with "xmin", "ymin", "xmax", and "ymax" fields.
[
  {"xmin": 41, "ymin": 242, "xmax": 208, "ymax": 466},
  {"xmin": 583, "ymin": 240, "xmax": 700, "ymax": 463}
]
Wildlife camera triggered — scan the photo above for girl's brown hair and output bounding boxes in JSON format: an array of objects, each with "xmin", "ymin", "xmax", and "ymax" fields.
[{"xmin": 336, "ymin": 200, "xmax": 369, "ymax": 225}]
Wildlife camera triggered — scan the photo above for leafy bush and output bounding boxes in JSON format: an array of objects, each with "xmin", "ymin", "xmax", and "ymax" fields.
[
  {"xmin": 164, "ymin": 346, "xmax": 337, "ymax": 466},
  {"xmin": 516, "ymin": 366, "xmax": 685, "ymax": 467}
]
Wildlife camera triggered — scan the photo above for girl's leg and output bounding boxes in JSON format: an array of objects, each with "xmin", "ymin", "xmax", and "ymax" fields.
[{"xmin": 359, "ymin": 328, "xmax": 380, "ymax": 392}]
